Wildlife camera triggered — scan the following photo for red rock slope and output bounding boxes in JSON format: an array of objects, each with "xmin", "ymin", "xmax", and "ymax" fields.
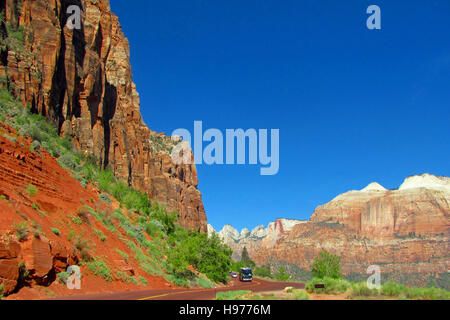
[{"xmin": 0, "ymin": 123, "xmax": 172, "ymax": 299}]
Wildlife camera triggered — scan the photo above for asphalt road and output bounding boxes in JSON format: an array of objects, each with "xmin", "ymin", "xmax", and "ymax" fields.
[{"xmin": 54, "ymin": 278, "xmax": 305, "ymax": 300}]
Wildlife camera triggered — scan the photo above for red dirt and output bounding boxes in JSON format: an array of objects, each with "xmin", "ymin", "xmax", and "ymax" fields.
[{"xmin": 0, "ymin": 123, "xmax": 175, "ymax": 300}]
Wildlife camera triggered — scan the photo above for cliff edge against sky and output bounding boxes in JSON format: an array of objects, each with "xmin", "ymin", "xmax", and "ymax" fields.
[{"xmin": 0, "ymin": 0, "xmax": 206, "ymax": 232}]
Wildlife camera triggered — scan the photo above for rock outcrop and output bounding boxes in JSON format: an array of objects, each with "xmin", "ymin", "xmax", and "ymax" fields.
[
  {"xmin": 250, "ymin": 174, "xmax": 449, "ymax": 288},
  {"xmin": 0, "ymin": 0, "xmax": 206, "ymax": 232},
  {"xmin": 0, "ymin": 123, "xmax": 170, "ymax": 297},
  {"xmin": 209, "ymin": 219, "xmax": 307, "ymax": 260}
]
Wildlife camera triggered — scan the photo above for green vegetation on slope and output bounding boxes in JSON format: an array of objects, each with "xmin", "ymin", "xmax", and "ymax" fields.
[
  {"xmin": 0, "ymin": 85, "xmax": 233, "ymax": 288},
  {"xmin": 304, "ymin": 251, "xmax": 450, "ymax": 300}
]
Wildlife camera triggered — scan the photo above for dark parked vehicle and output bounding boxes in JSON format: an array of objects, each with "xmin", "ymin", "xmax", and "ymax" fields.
[{"xmin": 239, "ymin": 268, "xmax": 253, "ymax": 282}]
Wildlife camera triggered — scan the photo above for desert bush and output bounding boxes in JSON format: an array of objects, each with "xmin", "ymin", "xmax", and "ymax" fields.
[
  {"xmin": 310, "ymin": 250, "xmax": 342, "ymax": 279},
  {"xmin": 14, "ymin": 222, "xmax": 28, "ymax": 242},
  {"xmin": 58, "ymin": 153, "xmax": 79, "ymax": 171},
  {"xmin": 30, "ymin": 140, "xmax": 40, "ymax": 153},
  {"xmin": 306, "ymin": 277, "xmax": 350, "ymax": 294},
  {"xmin": 198, "ymin": 278, "xmax": 214, "ymax": 288},
  {"xmin": 274, "ymin": 267, "xmax": 291, "ymax": 282},
  {"xmin": 150, "ymin": 205, "xmax": 177, "ymax": 235},
  {"xmin": 216, "ymin": 290, "xmax": 251, "ymax": 300},
  {"xmin": 381, "ymin": 281, "xmax": 407, "ymax": 297},
  {"xmin": 87, "ymin": 259, "xmax": 112, "ymax": 281},
  {"xmin": 292, "ymin": 290, "xmax": 310, "ymax": 300},
  {"xmin": 73, "ymin": 237, "xmax": 92, "ymax": 262},
  {"xmin": 99, "ymin": 193, "xmax": 111, "ymax": 205},
  {"xmin": 96, "ymin": 171, "xmax": 114, "ymax": 192},
  {"xmin": 167, "ymin": 231, "xmax": 232, "ymax": 283},
  {"xmin": 115, "ymin": 249, "xmax": 129, "ymax": 261},
  {"xmin": 254, "ymin": 265, "xmax": 272, "ymax": 279},
  {"xmin": 94, "ymin": 229, "xmax": 107, "ymax": 242},
  {"xmin": 144, "ymin": 220, "xmax": 165, "ymax": 238},
  {"xmin": 51, "ymin": 228, "xmax": 61, "ymax": 236},
  {"xmin": 76, "ymin": 207, "xmax": 91, "ymax": 224},
  {"xmin": 349, "ymin": 282, "xmax": 379, "ymax": 298},
  {"xmin": 138, "ymin": 276, "xmax": 148, "ymax": 286},
  {"xmin": 405, "ymin": 287, "xmax": 449, "ymax": 300},
  {"xmin": 57, "ymin": 271, "xmax": 69, "ymax": 284},
  {"xmin": 25, "ymin": 184, "xmax": 38, "ymax": 197}
]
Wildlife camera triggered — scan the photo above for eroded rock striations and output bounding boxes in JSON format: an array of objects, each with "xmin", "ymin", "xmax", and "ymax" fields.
[
  {"xmin": 0, "ymin": 0, "xmax": 206, "ymax": 231},
  {"xmin": 247, "ymin": 175, "xmax": 449, "ymax": 287},
  {"xmin": 208, "ymin": 219, "xmax": 307, "ymax": 260}
]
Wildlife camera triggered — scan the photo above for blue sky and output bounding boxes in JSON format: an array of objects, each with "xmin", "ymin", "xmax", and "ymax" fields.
[{"xmin": 109, "ymin": 0, "xmax": 450, "ymax": 232}]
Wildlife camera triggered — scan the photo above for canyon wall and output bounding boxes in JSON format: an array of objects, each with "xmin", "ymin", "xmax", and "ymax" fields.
[
  {"xmin": 0, "ymin": 0, "xmax": 206, "ymax": 231},
  {"xmin": 228, "ymin": 174, "xmax": 449, "ymax": 288},
  {"xmin": 208, "ymin": 219, "xmax": 307, "ymax": 260}
]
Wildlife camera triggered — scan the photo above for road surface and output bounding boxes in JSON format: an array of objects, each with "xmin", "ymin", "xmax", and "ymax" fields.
[{"xmin": 54, "ymin": 278, "xmax": 305, "ymax": 300}]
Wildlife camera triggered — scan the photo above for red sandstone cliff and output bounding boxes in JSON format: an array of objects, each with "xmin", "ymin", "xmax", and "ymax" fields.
[
  {"xmin": 0, "ymin": 123, "xmax": 171, "ymax": 298},
  {"xmin": 0, "ymin": 0, "xmax": 206, "ymax": 232}
]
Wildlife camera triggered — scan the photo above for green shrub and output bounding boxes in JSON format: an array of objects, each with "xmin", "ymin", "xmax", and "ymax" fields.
[
  {"xmin": 198, "ymin": 278, "xmax": 214, "ymax": 288},
  {"xmin": 94, "ymin": 229, "xmax": 107, "ymax": 242},
  {"xmin": 115, "ymin": 271, "xmax": 136, "ymax": 284},
  {"xmin": 51, "ymin": 228, "xmax": 61, "ymax": 236},
  {"xmin": 292, "ymin": 290, "xmax": 310, "ymax": 300},
  {"xmin": 115, "ymin": 249, "xmax": 129, "ymax": 260},
  {"xmin": 87, "ymin": 259, "xmax": 112, "ymax": 281},
  {"xmin": 96, "ymin": 171, "xmax": 114, "ymax": 192},
  {"xmin": 138, "ymin": 276, "xmax": 148, "ymax": 286},
  {"xmin": 58, "ymin": 153, "xmax": 79, "ymax": 171},
  {"xmin": 14, "ymin": 222, "xmax": 28, "ymax": 242},
  {"xmin": 144, "ymin": 220, "xmax": 165, "ymax": 238},
  {"xmin": 0, "ymin": 284, "xmax": 4, "ymax": 298},
  {"xmin": 57, "ymin": 271, "xmax": 69, "ymax": 284},
  {"xmin": 405, "ymin": 287, "xmax": 449, "ymax": 300},
  {"xmin": 99, "ymin": 193, "xmax": 111, "ymax": 205},
  {"xmin": 254, "ymin": 265, "xmax": 272, "ymax": 279},
  {"xmin": 73, "ymin": 237, "xmax": 92, "ymax": 262},
  {"xmin": 306, "ymin": 277, "xmax": 350, "ymax": 294},
  {"xmin": 71, "ymin": 215, "xmax": 82, "ymax": 225},
  {"xmin": 216, "ymin": 290, "xmax": 250, "ymax": 300},
  {"xmin": 167, "ymin": 231, "xmax": 232, "ymax": 284},
  {"xmin": 30, "ymin": 140, "xmax": 40, "ymax": 152},
  {"xmin": 274, "ymin": 267, "xmax": 291, "ymax": 282},
  {"xmin": 25, "ymin": 184, "xmax": 38, "ymax": 197},
  {"xmin": 349, "ymin": 282, "xmax": 379, "ymax": 298},
  {"xmin": 150, "ymin": 205, "xmax": 177, "ymax": 234},
  {"xmin": 88, "ymin": 207, "xmax": 116, "ymax": 232},
  {"xmin": 381, "ymin": 281, "xmax": 407, "ymax": 297},
  {"xmin": 231, "ymin": 261, "xmax": 246, "ymax": 273},
  {"xmin": 310, "ymin": 250, "xmax": 342, "ymax": 279}
]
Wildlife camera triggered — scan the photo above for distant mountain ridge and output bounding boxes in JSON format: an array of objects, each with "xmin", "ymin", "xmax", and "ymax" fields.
[
  {"xmin": 208, "ymin": 219, "xmax": 307, "ymax": 260},
  {"xmin": 213, "ymin": 174, "xmax": 450, "ymax": 289}
]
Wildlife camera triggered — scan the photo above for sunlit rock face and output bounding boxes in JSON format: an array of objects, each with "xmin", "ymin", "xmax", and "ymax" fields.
[
  {"xmin": 251, "ymin": 174, "xmax": 449, "ymax": 288},
  {"xmin": 209, "ymin": 219, "xmax": 307, "ymax": 260},
  {"xmin": 0, "ymin": 0, "xmax": 206, "ymax": 232}
]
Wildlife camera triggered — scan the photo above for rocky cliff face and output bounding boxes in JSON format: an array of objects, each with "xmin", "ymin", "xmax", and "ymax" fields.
[
  {"xmin": 251, "ymin": 174, "xmax": 449, "ymax": 288},
  {"xmin": 209, "ymin": 219, "xmax": 307, "ymax": 260},
  {"xmin": 0, "ymin": 123, "xmax": 172, "ymax": 297},
  {"xmin": 0, "ymin": 0, "xmax": 206, "ymax": 232}
]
